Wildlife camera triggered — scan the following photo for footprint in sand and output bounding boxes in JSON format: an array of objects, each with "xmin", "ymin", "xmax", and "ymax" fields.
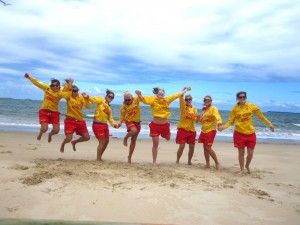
[
  {"xmin": 6, "ymin": 206, "xmax": 19, "ymax": 212},
  {"xmin": 0, "ymin": 145, "xmax": 6, "ymax": 148},
  {"xmin": 0, "ymin": 150, "xmax": 12, "ymax": 154}
]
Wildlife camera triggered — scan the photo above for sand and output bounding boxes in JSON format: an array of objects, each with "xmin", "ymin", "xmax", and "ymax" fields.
[{"xmin": 0, "ymin": 131, "xmax": 299, "ymax": 225}]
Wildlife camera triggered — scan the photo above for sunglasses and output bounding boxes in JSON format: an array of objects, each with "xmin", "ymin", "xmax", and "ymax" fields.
[
  {"xmin": 124, "ymin": 98, "xmax": 132, "ymax": 102},
  {"xmin": 203, "ymin": 98, "xmax": 211, "ymax": 102},
  {"xmin": 51, "ymin": 84, "xmax": 60, "ymax": 88},
  {"xmin": 72, "ymin": 89, "xmax": 79, "ymax": 93},
  {"xmin": 107, "ymin": 95, "xmax": 114, "ymax": 99},
  {"xmin": 185, "ymin": 98, "xmax": 192, "ymax": 101},
  {"xmin": 238, "ymin": 96, "xmax": 246, "ymax": 99}
]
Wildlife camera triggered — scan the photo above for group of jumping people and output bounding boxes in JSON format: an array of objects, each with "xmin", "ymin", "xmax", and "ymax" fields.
[{"xmin": 24, "ymin": 73, "xmax": 274, "ymax": 174}]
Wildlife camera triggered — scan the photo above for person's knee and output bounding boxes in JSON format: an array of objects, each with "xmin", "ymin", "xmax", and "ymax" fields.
[
  {"xmin": 52, "ymin": 128, "xmax": 60, "ymax": 134},
  {"xmin": 41, "ymin": 126, "xmax": 48, "ymax": 133},
  {"xmin": 65, "ymin": 137, "xmax": 72, "ymax": 143},
  {"xmin": 84, "ymin": 135, "xmax": 90, "ymax": 141}
]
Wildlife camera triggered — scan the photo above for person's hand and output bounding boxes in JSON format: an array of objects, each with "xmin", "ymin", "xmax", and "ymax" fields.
[
  {"xmin": 113, "ymin": 123, "xmax": 118, "ymax": 129},
  {"xmin": 217, "ymin": 124, "xmax": 223, "ymax": 132},
  {"xmin": 116, "ymin": 123, "xmax": 121, "ymax": 128},
  {"xmin": 270, "ymin": 126, "xmax": 274, "ymax": 132},
  {"xmin": 24, "ymin": 73, "xmax": 30, "ymax": 78},
  {"xmin": 135, "ymin": 90, "xmax": 141, "ymax": 95},
  {"xmin": 82, "ymin": 92, "xmax": 89, "ymax": 99}
]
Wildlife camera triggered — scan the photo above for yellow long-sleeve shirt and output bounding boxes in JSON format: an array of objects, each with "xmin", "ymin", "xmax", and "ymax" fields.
[
  {"xmin": 64, "ymin": 95, "xmax": 90, "ymax": 121},
  {"xmin": 223, "ymin": 102, "xmax": 273, "ymax": 135},
  {"xmin": 89, "ymin": 96, "xmax": 115, "ymax": 126},
  {"xmin": 177, "ymin": 96, "xmax": 198, "ymax": 132},
  {"xmin": 28, "ymin": 76, "xmax": 71, "ymax": 112},
  {"xmin": 119, "ymin": 97, "xmax": 141, "ymax": 124},
  {"xmin": 142, "ymin": 93, "xmax": 181, "ymax": 119},
  {"xmin": 200, "ymin": 105, "xmax": 222, "ymax": 133}
]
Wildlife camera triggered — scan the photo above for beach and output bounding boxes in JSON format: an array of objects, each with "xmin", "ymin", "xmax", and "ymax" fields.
[{"xmin": 0, "ymin": 131, "xmax": 299, "ymax": 225}]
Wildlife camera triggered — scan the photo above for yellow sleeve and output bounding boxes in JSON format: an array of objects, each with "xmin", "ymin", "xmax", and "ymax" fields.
[
  {"xmin": 223, "ymin": 107, "xmax": 236, "ymax": 129},
  {"xmin": 179, "ymin": 95, "xmax": 185, "ymax": 110},
  {"xmin": 142, "ymin": 96, "xmax": 155, "ymax": 105},
  {"xmin": 28, "ymin": 76, "xmax": 49, "ymax": 91},
  {"xmin": 83, "ymin": 97, "xmax": 91, "ymax": 109},
  {"xmin": 108, "ymin": 110, "xmax": 115, "ymax": 127},
  {"xmin": 89, "ymin": 96, "xmax": 104, "ymax": 105},
  {"xmin": 214, "ymin": 107, "xmax": 223, "ymax": 125},
  {"xmin": 193, "ymin": 107, "xmax": 199, "ymax": 121},
  {"xmin": 119, "ymin": 105, "xmax": 126, "ymax": 124},
  {"xmin": 253, "ymin": 105, "xmax": 273, "ymax": 128},
  {"xmin": 166, "ymin": 93, "xmax": 181, "ymax": 104},
  {"xmin": 60, "ymin": 84, "xmax": 72, "ymax": 99}
]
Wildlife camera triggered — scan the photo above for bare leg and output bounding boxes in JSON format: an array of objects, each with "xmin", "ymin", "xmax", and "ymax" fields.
[
  {"xmin": 176, "ymin": 143, "xmax": 185, "ymax": 164},
  {"xmin": 97, "ymin": 138, "xmax": 109, "ymax": 161},
  {"xmin": 37, "ymin": 123, "xmax": 48, "ymax": 140},
  {"xmin": 245, "ymin": 148, "xmax": 254, "ymax": 173},
  {"xmin": 152, "ymin": 136, "xmax": 159, "ymax": 164},
  {"xmin": 238, "ymin": 148, "xmax": 245, "ymax": 174},
  {"xmin": 187, "ymin": 143, "xmax": 195, "ymax": 165},
  {"xmin": 206, "ymin": 145, "xmax": 220, "ymax": 170},
  {"xmin": 128, "ymin": 134, "xmax": 138, "ymax": 163},
  {"xmin": 71, "ymin": 132, "xmax": 90, "ymax": 151},
  {"xmin": 48, "ymin": 124, "xmax": 60, "ymax": 143},
  {"xmin": 123, "ymin": 128, "xmax": 138, "ymax": 147},
  {"xmin": 203, "ymin": 144, "xmax": 210, "ymax": 168},
  {"xmin": 60, "ymin": 133, "xmax": 73, "ymax": 153}
]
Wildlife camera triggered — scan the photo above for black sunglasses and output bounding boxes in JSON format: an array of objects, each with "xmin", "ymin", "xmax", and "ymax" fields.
[
  {"xmin": 107, "ymin": 95, "xmax": 114, "ymax": 99},
  {"xmin": 238, "ymin": 96, "xmax": 246, "ymax": 99},
  {"xmin": 51, "ymin": 84, "xmax": 60, "ymax": 88},
  {"xmin": 204, "ymin": 98, "xmax": 211, "ymax": 102},
  {"xmin": 185, "ymin": 98, "xmax": 192, "ymax": 101},
  {"xmin": 124, "ymin": 98, "xmax": 132, "ymax": 102},
  {"xmin": 72, "ymin": 89, "xmax": 79, "ymax": 93}
]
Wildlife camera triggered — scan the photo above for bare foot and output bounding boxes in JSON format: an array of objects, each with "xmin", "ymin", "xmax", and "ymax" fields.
[
  {"xmin": 188, "ymin": 161, "xmax": 192, "ymax": 165},
  {"xmin": 123, "ymin": 137, "xmax": 128, "ymax": 147},
  {"xmin": 205, "ymin": 164, "xmax": 210, "ymax": 169},
  {"xmin": 176, "ymin": 160, "xmax": 179, "ymax": 164},
  {"xmin": 37, "ymin": 133, "xmax": 42, "ymax": 140},
  {"xmin": 245, "ymin": 166, "xmax": 251, "ymax": 174},
  {"xmin": 48, "ymin": 133, "xmax": 52, "ymax": 143},
  {"xmin": 60, "ymin": 144, "xmax": 65, "ymax": 153},
  {"xmin": 71, "ymin": 141, "xmax": 76, "ymax": 151},
  {"xmin": 239, "ymin": 170, "xmax": 245, "ymax": 175},
  {"xmin": 127, "ymin": 156, "xmax": 131, "ymax": 164},
  {"xmin": 215, "ymin": 163, "xmax": 220, "ymax": 170}
]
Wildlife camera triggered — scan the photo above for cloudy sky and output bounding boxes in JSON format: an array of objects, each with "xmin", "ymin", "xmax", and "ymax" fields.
[{"xmin": 0, "ymin": 0, "xmax": 299, "ymax": 112}]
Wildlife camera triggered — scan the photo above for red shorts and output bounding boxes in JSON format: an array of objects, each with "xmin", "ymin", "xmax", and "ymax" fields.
[
  {"xmin": 39, "ymin": 109, "xmax": 60, "ymax": 125},
  {"xmin": 92, "ymin": 122, "xmax": 109, "ymax": 140},
  {"xmin": 149, "ymin": 122, "xmax": 170, "ymax": 139},
  {"xmin": 125, "ymin": 121, "xmax": 141, "ymax": 133},
  {"xmin": 64, "ymin": 118, "xmax": 88, "ymax": 136},
  {"xmin": 233, "ymin": 131, "xmax": 256, "ymax": 149},
  {"xmin": 176, "ymin": 128, "xmax": 196, "ymax": 144},
  {"xmin": 198, "ymin": 130, "xmax": 217, "ymax": 146}
]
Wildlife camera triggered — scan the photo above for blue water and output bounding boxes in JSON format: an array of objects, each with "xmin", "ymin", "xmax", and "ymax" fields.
[{"xmin": 0, "ymin": 98, "xmax": 299, "ymax": 144}]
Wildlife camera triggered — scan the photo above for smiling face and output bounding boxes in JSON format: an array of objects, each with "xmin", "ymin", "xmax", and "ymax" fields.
[
  {"xmin": 50, "ymin": 81, "xmax": 60, "ymax": 92},
  {"xmin": 185, "ymin": 96, "xmax": 192, "ymax": 106},
  {"xmin": 237, "ymin": 93, "xmax": 247, "ymax": 104},
  {"xmin": 105, "ymin": 93, "xmax": 114, "ymax": 103},
  {"xmin": 72, "ymin": 87, "xmax": 79, "ymax": 97},
  {"xmin": 123, "ymin": 93, "xmax": 133, "ymax": 105},
  {"xmin": 156, "ymin": 89, "xmax": 165, "ymax": 98},
  {"xmin": 203, "ymin": 96, "xmax": 212, "ymax": 106}
]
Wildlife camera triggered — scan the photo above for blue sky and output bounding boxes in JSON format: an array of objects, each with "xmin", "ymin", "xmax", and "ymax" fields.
[{"xmin": 0, "ymin": 0, "xmax": 299, "ymax": 112}]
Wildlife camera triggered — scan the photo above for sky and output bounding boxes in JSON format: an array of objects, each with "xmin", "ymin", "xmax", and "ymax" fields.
[{"xmin": 0, "ymin": 0, "xmax": 299, "ymax": 112}]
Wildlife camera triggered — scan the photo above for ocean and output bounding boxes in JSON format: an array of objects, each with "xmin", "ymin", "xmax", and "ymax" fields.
[{"xmin": 0, "ymin": 98, "xmax": 300, "ymax": 144}]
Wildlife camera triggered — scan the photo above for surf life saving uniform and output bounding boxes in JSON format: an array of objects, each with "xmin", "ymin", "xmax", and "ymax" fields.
[
  {"xmin": 223, "ymin": 102, "xmax": 273, "ymax": 149},
  {"xmin": 176, "ymin": 96, "xmax": 198, "ymax": 144},
  {"xmin": 142, "ymin": 93, "xmax": 181, "ymax": 139},
  {"xmin": 27, "ymin": 76, "xmax": 72, "ymax": 125},
  {"xmin": 64, "ymin": 94, "xmax": 90, "ymax": 136},
  {"xmin": 119, "ymin": 97, "xmax": 141, "ymax": 133},
  {"xmin": 198, "ymin": 104, "xmax": 222, "ymax": 146},
  {"xmin": 89, "ymin": 96, "xmax": 115, "ymax": 140}
]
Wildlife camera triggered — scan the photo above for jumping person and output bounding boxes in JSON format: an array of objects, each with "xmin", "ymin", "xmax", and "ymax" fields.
[
  {"xmin": 60, "ymin": 85, "xmax": 90, "ymax": 153},
  {"xmin": 89, "ymin": 89, "xmax": 118, "ymax": 161},
  {"xmin": 176, "ymin": 89, "xmax": 198, "ymax": 165},
  {"xmin": 136, "ymin": 87, "xmax": 190, "ymax": 164},
  {"xmin": 24, "ymin": 73, "xmax": 72, "ymax": 142},
  {"xmin": 221, "ymin": 91, "xmax": 274, "ymax": 174},
  {"xmin": 198, "ymin": 95, "xmax": 222, "ymax": 170},
  {"xmin": 117, "ymin": 91, "xmax": 141, "ymax": 163}
]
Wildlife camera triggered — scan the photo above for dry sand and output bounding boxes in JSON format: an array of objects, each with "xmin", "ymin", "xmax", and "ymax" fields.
[{"xmin": 0, "ymin": 131, "xmax": 299, "ymax": 225}]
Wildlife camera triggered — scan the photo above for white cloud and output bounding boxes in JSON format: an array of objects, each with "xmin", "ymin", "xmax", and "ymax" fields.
[{"xmin": 0, "ymin": 0, "xmax": 299, "ymax": 83}]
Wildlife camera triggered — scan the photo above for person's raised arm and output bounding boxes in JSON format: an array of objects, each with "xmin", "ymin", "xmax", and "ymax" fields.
[
  {"xmin": 24, "ymin": 73, "xmax": 48, "ymax": 91},
  {"xmin": 82, "ymin": 92, "xmax": 90, "ymax": 109},
  {"xmin": 135, "ymin": 90, "xmax": 154, "ymax": 105}
]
